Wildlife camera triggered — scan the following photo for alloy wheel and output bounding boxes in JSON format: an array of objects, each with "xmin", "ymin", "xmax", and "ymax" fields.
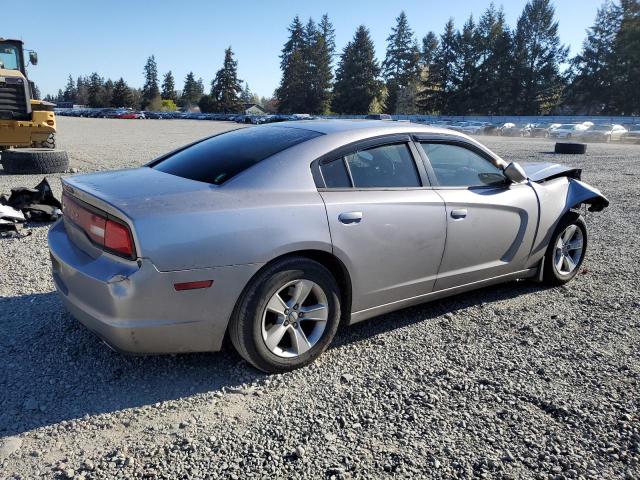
[
  {"xmin": 553, "ymin": 224, "xmax": 584, "ymax": 275},
  {"xmin": 261, "ymin": 279, "xmax": 329, "ymax": 358}
]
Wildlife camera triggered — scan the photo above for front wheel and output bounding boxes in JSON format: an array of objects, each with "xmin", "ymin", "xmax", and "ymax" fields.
[
  {"xmin": 229, "ymin": 257, "xmax": 341, "ymax": 373},
  {"xmin": 543, "ymin": 213, "xmax": 588, "ymax": 286}
]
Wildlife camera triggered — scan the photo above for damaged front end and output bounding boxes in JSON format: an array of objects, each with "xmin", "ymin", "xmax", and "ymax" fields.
[{"xmin": 522, "ymin": 162, "xmax": 609, "ymax": 212}]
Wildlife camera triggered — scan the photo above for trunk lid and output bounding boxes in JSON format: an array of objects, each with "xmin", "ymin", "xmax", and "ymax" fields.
[{"xmin": 63, "ymin": 167, "xmax": 222, "ymax": 222}]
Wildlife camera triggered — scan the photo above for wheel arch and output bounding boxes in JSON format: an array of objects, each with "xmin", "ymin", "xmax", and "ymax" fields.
[{"xmin": 228, "ymin": 249, "xmax": 353, "ymax": 336}]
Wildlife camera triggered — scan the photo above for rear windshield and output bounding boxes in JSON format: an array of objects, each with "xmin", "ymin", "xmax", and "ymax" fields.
[{"xmin": 152, "ymin": 126, "xmax": 321, "ymax": 185}]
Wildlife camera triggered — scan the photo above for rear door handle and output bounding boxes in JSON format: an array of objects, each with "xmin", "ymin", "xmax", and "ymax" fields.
[
  {"xmin": 450, "ymin": 209, "xmax": 467, "ymax": 219},
  {"xmin": 338, "ymin": 211, "xmax": 363, "ymax": 224}
]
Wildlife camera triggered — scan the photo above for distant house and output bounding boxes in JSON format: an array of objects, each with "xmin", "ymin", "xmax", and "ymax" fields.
[{"xmin": 243, "ymin": 103, "xmax": 266, "ymax": 115}]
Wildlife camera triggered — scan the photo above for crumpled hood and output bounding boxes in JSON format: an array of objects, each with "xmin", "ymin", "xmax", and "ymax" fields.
[{"xmin": 521, "ymin": 162, "xmax": 582, "ymax": 183}]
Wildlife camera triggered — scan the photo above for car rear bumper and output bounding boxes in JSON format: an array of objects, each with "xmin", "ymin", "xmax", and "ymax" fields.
[{"xmin": 48, "ymin": 219, "xmax": 261, "ymax": 354}]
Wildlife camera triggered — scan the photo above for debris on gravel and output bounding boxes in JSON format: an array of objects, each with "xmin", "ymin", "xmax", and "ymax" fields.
[{"xmin": 1, "ymin": 117, "xmax": 638, "ymax": 479}]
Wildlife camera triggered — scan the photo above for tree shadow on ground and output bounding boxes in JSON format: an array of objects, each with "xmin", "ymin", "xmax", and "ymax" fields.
[{"xmin": 0, "ymin": 280, "xmax": 545, "ymax": 436}]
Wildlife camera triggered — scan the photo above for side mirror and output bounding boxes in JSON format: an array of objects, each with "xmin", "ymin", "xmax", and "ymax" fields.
[
  {"xmin": 504, "ymin": 162, "xmax": 527, "ymax": 183},
  {"xmin": 29, "ymin": 51, "xmax": 38, "ymax": 65}
]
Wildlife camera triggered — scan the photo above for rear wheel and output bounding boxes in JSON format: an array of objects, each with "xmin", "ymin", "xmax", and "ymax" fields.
[
  {"xmin": 543, "ymin": 213, "xmax": 587, "ymax": 286},
  {"xmin": 229, "ymin": 257, "xmax": 341, "ymax": 373},
  {"xmin": 0, "ymin": 149, "xmax": 69, "ymax": 174}
]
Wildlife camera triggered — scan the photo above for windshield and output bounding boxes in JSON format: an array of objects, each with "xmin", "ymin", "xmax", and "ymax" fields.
[
  {"xmin": 0, "ymin": 44, "xmax": 21, "ymax": 71},
  {"xmin": 590, "ymin": 125, "xmax": 612, "ymax": 131},
  {"xmin": 152, "ymin": 126, "xmax": 322, "ymax": 185}
]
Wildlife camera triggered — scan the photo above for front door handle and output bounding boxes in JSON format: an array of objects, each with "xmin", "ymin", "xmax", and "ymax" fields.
[
  {"xmin": 338, "ymin": 211, "xmax": 363, "ymax": 224},
  {"xmin": 450, "ymin": 209, "xmax": 467, "ymax": 219}
]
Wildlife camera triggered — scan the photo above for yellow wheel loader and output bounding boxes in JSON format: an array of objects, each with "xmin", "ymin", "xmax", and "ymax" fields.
[{"xmin": 0, "ymin": 38, "xmax": 68, "ymax": 174}]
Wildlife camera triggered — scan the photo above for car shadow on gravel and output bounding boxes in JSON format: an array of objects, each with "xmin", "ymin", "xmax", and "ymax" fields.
[
  {"xmin": 332, "ymin": 280, "xmax": 544, "ymax": 348},
  {"xmin": 0, "ymin": 292, "xmax": 263, "ymax": 437},
  {"xmin": 1, "ymin": 281, "xmax": 546, "ymax": 436}
]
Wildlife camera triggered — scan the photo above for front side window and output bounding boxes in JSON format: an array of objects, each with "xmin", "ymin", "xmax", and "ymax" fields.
[
  {"xmin": 344, "ymin": 143, "xmax": 421, "ymax": 188},
  {"xmin": 421, "ymin": 143, "xmax": 505, "ymax": 187},
  {"xmin": 152, "ymin": 126, "xmax": 321, "ymax": 185}
]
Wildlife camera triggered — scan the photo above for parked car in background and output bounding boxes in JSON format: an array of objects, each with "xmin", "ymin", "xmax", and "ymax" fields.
[
  {"xmin": 522, "ymin": 123, "xmax": 557, "ymax": 138},
  {"xmin": 580, "ymin": 124, "xmax": 627, "ymax": 143},
  {"xmin": 142, "ymin": 111, "xmax": 162, "ymax": 119},
  {"xmin": 365, "ymin": 114, "xmax": 392, "ymax": 120},
  {"xmin": 621, "ymin": 125, "xmax": 640, "ymax": 144},
  {"xmin": 549, "ymin": 124, "xmax": 589, "ymax": 140},
  {"xmin": 499, "ymin": 123, "xmax": 523, "ymax": 137},
  {"xmin": 459, "ymin": 121, "xmax": 492, "ymax": 135},
  {"xmin": 116, "ymin": 111, "xmax": 145, "ymax": 119}
]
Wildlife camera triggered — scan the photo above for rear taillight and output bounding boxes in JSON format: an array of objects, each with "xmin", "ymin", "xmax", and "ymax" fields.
[
  {"xmin": 63, "ymin": 193, "xmax": 135, "ymax": 259},
  {"xmin": 105, "ymin": 219, "xmax": 133, "ymax": 256}
]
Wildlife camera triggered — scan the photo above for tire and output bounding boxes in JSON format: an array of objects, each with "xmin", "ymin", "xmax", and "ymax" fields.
[
  {"xmin": 554, "ymin": 142, "xmax": 587, "ymax": 154},
  {"xmin": 0, "ymin": 149, "xmax": 69, "ymax": 174},
  {"xmin": 32, "ymin": 133, "xmax": 56, "ymax": 149},
  {"xmin": 543, "ymin": 212, "xmax": 588, "ymax": 286},
  {"xmin": 229, "ymin": 257, "xmax": 341, "ymax": 373}
]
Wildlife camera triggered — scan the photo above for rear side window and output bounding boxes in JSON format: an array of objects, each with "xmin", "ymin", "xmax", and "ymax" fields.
[
  {"xmin": 152, "ymin": 126, "xmax": 321, "ymax": 185},
  {"xmin": 320, "ymin": 159, "xmax": 351, "ymax": 188},
  {"xmin": 345, "ymin": 143, "xmax": 421, "ymax": 188}
]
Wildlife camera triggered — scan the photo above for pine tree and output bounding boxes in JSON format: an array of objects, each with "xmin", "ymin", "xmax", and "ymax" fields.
[
  {"xmin": 319, "ymin": 14, "xmax": 336, "ymax": 58},
  {"xmin": 240, "ymin": 82, "xmax": 253, "ymax": 103},
  {"xmin": 305, "ymin": 17, "xmax": 334, "ymax": 113},
  {"xmin": 181, "ymin": 72, "xmax": 201, "ymax": 108},
  {"xmin": 448, "ymin": 15, "xmax": 480, "ymax": 114},
  {"xmin": 103, "ymin": 79, "xmax": 114, "ymax": 107},
  {"xmin": 112, "ymin": 78, "xmax": 133, "ymax": 107},
  {"xmin": 418, "ymin": 19, "xmax": 458, "ymax": 113},
  {"xmin": 382, "ymin": 11, "xmax": 420, "ymax": 113},
  {"xmin": 277, "ymin": 16, "xmax": 307, "ymax": 113},
  {"xmin": 210, "ymin": 47, "xmax": 243, "ymax": 113},
  {"xmin": 161, "ymin": 71, "xmax": 177, "ymax": 102},
  {"xmin": 611, "ymin": 0, "xmax": 640, "ymax": 114},
  {"xmin": 512, "ymin": 0, "xmax": 568, "ymax": 114},
  {"xmin": 142, "ymin": 55, "xmax": 160, "ymax": 108},
  {"xmin": 474, "ymin": 4, "xmax": 514, "ymax": 114},
  {"xmin": 87, "ymin": 73, "xmax": 104, "ymax": 108},
  {"xmin": 75, "ymin": 76, "xmax": 89, "ymax": 105},
  {"xmin": 332, "ymin": 26, "xmax": 381, "ymax": 114},
  {"xmin": 420, "ymin": 32, "xmax": 439, "ymax": 67},
  {"xmin": 63, "ymin": 75, "xmax": 76, "ymax": 102}
]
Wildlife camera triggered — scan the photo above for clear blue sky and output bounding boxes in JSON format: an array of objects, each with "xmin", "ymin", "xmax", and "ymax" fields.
[{"xmin": 7, "ymin": 0, "xmax": 603, "ymax": 98}]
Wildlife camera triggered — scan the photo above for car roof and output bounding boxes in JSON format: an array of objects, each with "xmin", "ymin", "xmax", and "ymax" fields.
[{"xmin": 267, "ymin": 119, "xmax": 453, "ymax": 136}]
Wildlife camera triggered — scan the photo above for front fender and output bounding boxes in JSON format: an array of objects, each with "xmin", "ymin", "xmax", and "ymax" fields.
[
  {"xmin": 527, "ymin": 177, "xmax": 609, "ymax": 264},
  {"xmin": 566, "ymin": 178, "xmax": 609, "ymax": 212}
]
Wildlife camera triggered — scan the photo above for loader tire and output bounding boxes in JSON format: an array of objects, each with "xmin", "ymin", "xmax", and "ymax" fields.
[
  {"xmin": 0, "ymin": 149, "xmax": 69, "ymax": 174},
  {"xmin": 32, "ymin": 133, "xmax": 56, "ymax": 149},
  {"xmin": 554, "ymin": 142, "xmax": 587, "ymax": 154}
]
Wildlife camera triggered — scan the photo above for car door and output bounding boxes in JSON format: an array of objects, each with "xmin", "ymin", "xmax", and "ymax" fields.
[
  {"xmin": 415, "ymin": 139, "xmax": 539, "ymax": 291},
  {"xmin": 316, "ymin": 135, "xmax": 447, "ymax": 315}
]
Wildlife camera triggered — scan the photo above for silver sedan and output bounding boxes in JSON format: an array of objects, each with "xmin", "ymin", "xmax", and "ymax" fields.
[{"xmin": 48, "ymin": 121, "xmax": 609, "ymax": 372}]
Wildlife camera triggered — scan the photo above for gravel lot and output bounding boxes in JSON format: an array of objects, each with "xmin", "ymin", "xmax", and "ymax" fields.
[{"xmin": 1, "ymin": 117, "xmax": 639, "ymax": 479}]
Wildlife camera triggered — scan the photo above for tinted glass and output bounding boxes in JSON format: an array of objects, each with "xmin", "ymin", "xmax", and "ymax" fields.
[
  {"xmin": 153, "ymin": 126, "xmax": 321, "ymax": 185},
  {"xmin": 345, "ymin": 143, "xmax": 420, "ymax": 188},
  {"xmin": 421, "ymin": 143, "xmax": 505, "ymax": 187},
  {"xmin": 320, "ymin": 159, "xmax": 351, "ymax": 188}
]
